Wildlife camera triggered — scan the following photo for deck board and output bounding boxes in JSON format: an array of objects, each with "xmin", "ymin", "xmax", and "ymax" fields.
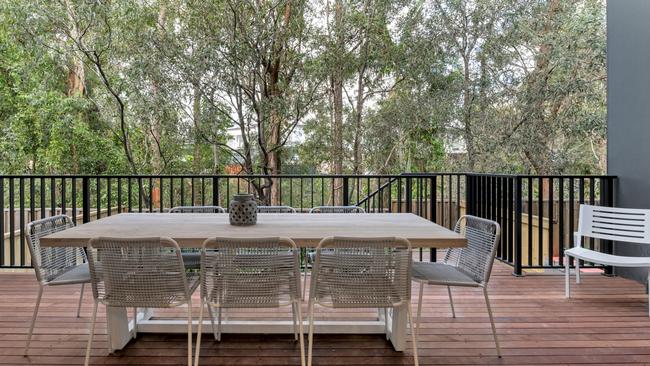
[{"xmin": 2, "ymin": 260, "xmax": 649, "ymax": 365}]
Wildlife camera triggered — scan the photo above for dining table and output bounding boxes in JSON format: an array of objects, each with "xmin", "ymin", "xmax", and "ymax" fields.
[{"xmin": 40, "ymin": 212, "xmax": 466, "ymax": 352}]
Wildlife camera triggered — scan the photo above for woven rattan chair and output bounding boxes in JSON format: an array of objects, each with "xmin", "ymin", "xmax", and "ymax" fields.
[
  {"xmin": 303, "ymin": 206, "xmax": 365, "ymax": 299},
  {"xmin": 307, "ymin": 236, "xmax": 418, "ymax": 366},
  {"xmin": 412, "ymin": 215, "xmax": 501, "ymax": 357},
  {"xmin": 308, "ymin": 206, "xmax": 365, "ymax": 214},
  {"xmin": 84, "ymin": 237, "xmax": 199, "ymax": 366},
  {"xmin": 24, "ymin": 215, "xmax": 90, "ymax": 355},
  {"xmin": 194, "ymin": 237, "xmax": 304, "ymax": 366},
  {"xmin": 168, "ymin": 206, "xmax": 226, "ymax": 269},
  {"xmin": 257, "ymin": 205, "xmax": 297, "ymax": 213},
  {"xmin": 169, "ymin": 206, "xmax": 226, "ymax": 213}
]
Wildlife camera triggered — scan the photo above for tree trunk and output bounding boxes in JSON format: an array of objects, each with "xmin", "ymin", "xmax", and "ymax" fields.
[
  {"xmin": 192, "ymin": 80, "xmax": 202, "ymax": 173},
  {"xmin": 520, "ymin": 0, "xmax": 562, "ymax": 175},
  {"xmin": 332, "ymin": 0, "xmax": 344, "ymax": 205},
  {"xmin": 353, "ymin": 57, "xmax": 366, "ymax": 175}
]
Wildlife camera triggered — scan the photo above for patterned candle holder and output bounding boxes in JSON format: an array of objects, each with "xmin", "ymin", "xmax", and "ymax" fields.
[{"xmin": 228, "ymin": 194, "xmax": 257, "ymax": 225}]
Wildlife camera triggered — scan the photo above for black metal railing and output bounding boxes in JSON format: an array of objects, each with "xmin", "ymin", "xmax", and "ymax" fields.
[{"xmin": 0, "ymin": 173, "xmax": 615, "ymax": 275}]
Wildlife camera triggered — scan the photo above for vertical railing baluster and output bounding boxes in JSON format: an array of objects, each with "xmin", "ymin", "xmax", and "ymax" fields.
[
  {"xmin": 558, "ymin": 178, "xmax": 565, "ymax": 267},
  {"xmin": 0, "ymin": 177, "xmax": 4, "ymax": 267},
  {"xmin": 19, "ymin": 177, "xmax": 25, "ymax": 267},
  {"xmin": 514, "ymin": 176, "xmax": 523, "ymax": 276},
  {"xmin": 8, "ymin": 178, "xmax": 14, "ymax": 267},
  {"xmin": 138, "ymin": 177, "xmax": 143, "ymax": 213},
  {"xmin": 127, "ymin": 177, "xmax": 133, "ymax": 213},
  {"xmin": 212, "ymin": 177, "xmax": 219, "ymax": 207},
  {"xmin": 72, "ymin": 177, "xmax": 77, "ymax": 225},
  {"xmin": 149, "ymin": 177, "xmax": 154, "ymax": 212},
  {"xmin": 82, "ymin": 177, "xmax": 90, "ymax": 224},
  {"xmin": 40, "ymin": 177, "xmax": 45, "ymax": 219},
  {"xmin": 61, "ymin": 177, "xmax": 66, "ymax": 215},
  {"xmin": 106, "ymin": 177, "xmax": 111, "ymax": 216},
  {"xmin": 430, "ymin": 176, "xmax": 437, "ymax": 262},
  {"xmin": 569, "ymin": 178, "xmax": 575, "ymax": 267},
  {"xmin": 96, "ymin": 177, "xmax": 101, "ymax": 219},
  {"xmin": 548, "ymin": 178, "xmax": 554, "ymax": 267},
  {"xmin": 117, "ymin": 178, "xmax": 123, "ymax": 214}
]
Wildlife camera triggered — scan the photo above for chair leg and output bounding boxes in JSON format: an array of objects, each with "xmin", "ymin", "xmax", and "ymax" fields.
[
  {"xmin": 77, "ymin": 283, "xmax": 85, "ymax": 318},
  {"xmin": 187, "ymin": 302, "xmax": 193, "ymax": 366},
  {"xmin": 132, "ymin": 307, "xmax": 138, "ymax": 339},
  {"xmin": 483, "ymin": 287, "xmax": 501, "ymax": 358},
  {"xmin": 292, "ymin": 302, "xmax": 298, "ymax": 341},
  {"xmin": 384, "ymin": 308, "xmax": 389, "ymax": 340},
  {"xmin": 565, "ymin": 255, "xmax": 571, "ymax": 298},
  {"xmin": 24, "ymin": 285, "xmax": 44, "ymax": 355},
  {"xmin": 406, "ymin": 302, "xmax": 419, "ymax": 366},
  {"xmin": 207, "ymin": 303, "xmax": 217, "ymax": 340},
  {"xmin": 415, "ymin": 281, "xmax": 424, "ymax": 337},
  {"xmin": 302, "ymin": 267, "xmax": 308, "ymax": 300},
  {"xmin": 84, "ymin": 300, "xmax": 99, "ymax": 366},
  {"xmin": 575, "ymin": 259, "xmax": 581, "ymax": 284},
  {"xmin": 307, "ymin": 302, "xmax": 315, "ymax": 366},
  {"xmin": 296, "ymin": 300, "xmax": 306, "ymax": 366},
  {"xmin": 194, "ymin": 302, "xmax": 205, "ymax": 366},
  {"xmin": 217, "ymin": 306, "xmax": 222, "ymax": 342},
  {"xmin": 447, "ymin": 286, "xmax": 456, "ymax": 318}
]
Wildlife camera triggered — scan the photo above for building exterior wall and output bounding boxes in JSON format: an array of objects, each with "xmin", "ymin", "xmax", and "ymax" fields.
[{"xmin": 607, "ymin": 0, "xmax": 650, "ymax": 283}]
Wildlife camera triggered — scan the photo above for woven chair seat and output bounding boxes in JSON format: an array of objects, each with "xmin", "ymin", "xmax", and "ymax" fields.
[
  {"xmin": 412, "ymin": 262, "xmax": 479, "ymax": 287},
  {"xmin": 49, "ymin": 263, "xmax": 91, "ymax": 286}
]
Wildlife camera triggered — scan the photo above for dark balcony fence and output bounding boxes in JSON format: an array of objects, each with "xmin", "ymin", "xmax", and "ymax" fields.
[{"xmin": 0, "ymin": 173, "xmax": 615, "ymax": 275}]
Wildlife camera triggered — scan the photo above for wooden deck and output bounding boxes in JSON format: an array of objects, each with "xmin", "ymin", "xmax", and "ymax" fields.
[{"xmin": 2, "ymin": 261, "xmax": 650, "ymax": 365}]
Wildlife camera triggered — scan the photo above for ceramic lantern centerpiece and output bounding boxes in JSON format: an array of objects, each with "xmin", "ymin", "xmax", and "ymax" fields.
[{"xmin": 228, "ymin": 194, "xmax": 257, "ymax": 225}]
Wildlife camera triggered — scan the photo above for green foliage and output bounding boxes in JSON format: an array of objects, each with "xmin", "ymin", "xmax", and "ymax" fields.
[{"xmin": 0, "ymin": 0, "xmax": 607, "ymax": 176}]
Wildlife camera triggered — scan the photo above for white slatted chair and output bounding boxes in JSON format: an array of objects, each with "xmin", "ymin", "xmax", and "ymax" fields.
[
  {"xmin": 168, "ymin": 206, "xmax": 226, "ymax": 270},
  {"xmin": 565, "ymin": 205, "xmax": 650, "ymax": 315},
  {"xmin": 24, "ymin": 215, "xmax": 90, "ymax": 355},
  {"xmin": 84, "ymin": 237, "xmax": 199, "ymax": 366}
]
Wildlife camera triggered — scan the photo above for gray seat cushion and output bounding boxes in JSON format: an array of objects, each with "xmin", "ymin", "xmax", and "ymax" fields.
[
  {"xmin": 412, "ymin": 262, "xmax": 479, "ymax": 287},
  {"xmin": 181, "ymin": 252, "xmax": 201, "ymax": 270},
  {"xmin": 49, "ymin": 263, "xmax": 91, "ymax": 285}
]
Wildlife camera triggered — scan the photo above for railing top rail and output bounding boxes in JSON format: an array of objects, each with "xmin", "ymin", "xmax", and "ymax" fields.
[{"xmin": 0, "ymin": 173, "xmax": 464, "ymax": 179}]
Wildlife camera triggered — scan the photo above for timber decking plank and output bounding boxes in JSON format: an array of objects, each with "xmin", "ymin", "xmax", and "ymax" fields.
[{"xmin": 2, "ymin": 260, "xmax": 649, "ymax": 365}]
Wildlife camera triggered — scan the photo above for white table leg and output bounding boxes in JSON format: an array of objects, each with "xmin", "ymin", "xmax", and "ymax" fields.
[
  {"xmin": 106, "ymin": 306, "xmax": 154, "ymax": 352},
  {"xmin": 387, "ymin": 305, "xmax": 407, "ymax": 351}
]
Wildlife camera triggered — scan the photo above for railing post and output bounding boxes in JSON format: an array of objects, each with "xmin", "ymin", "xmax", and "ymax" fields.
[
  {"xmin": 212, "ymin": 176, "xmax": 219, "ymax": 207},
  {"xmin": 405, "ymin": 176, "xmax": 412, "ymax": 213},
  {"xmin": 514, "ymin": 176, "xmax": 523, "ymax": 276},
  {"xmin": 465, "ymin": 174, "xmax": 474, "ymax": 216},
  {"xmin": 342, "ymin": 177, "xmax": 349, "ymax": 206},
  {"xmin": 82, "ymin": 176, "xmax": 90, "ymax": 224},
  {"xmin": 601, "ymin": 177, "xmax": 615, "ymax": 276},
  {"xmin": 430, "ymin": 176, "xmax": 437, "ymax": 262}
]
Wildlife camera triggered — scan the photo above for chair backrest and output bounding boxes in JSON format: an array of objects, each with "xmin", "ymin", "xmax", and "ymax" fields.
[
  {"xmin": 309, "ymin": 206, "xmax": 365, "ymax": 213},
  {"xmin": 169, "ymin": 205, "xmax": 226, "ymax": 213},
  {"xmin": 26, "ymin": 215, "xmax": 85, "ymax": 285},
  {"xmin": 86, "ymin": 237, "xmax": 191, "ymax": 308},
  {"xmin": 201, "ymin": 237, "xmax": 300, "ymax": 308},
  {"xmin": 257, "ymin": 205, "xmax": 297, "ymax": 213},
  {"xmin": 451, "ymin": 215, "xmax": 500, "ymax": 286},
  {"xmin": 311, "ymin": 236, "xmax": 412, "ymax": 308},
  {"xmin": 577, "ymin": 204, "xmax": 650, "ymax": 245}
]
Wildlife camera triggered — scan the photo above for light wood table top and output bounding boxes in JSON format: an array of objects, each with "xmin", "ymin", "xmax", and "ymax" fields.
[{"xmin": 40, "ymin": 213, "xmax": 466, "ymax": 248}]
